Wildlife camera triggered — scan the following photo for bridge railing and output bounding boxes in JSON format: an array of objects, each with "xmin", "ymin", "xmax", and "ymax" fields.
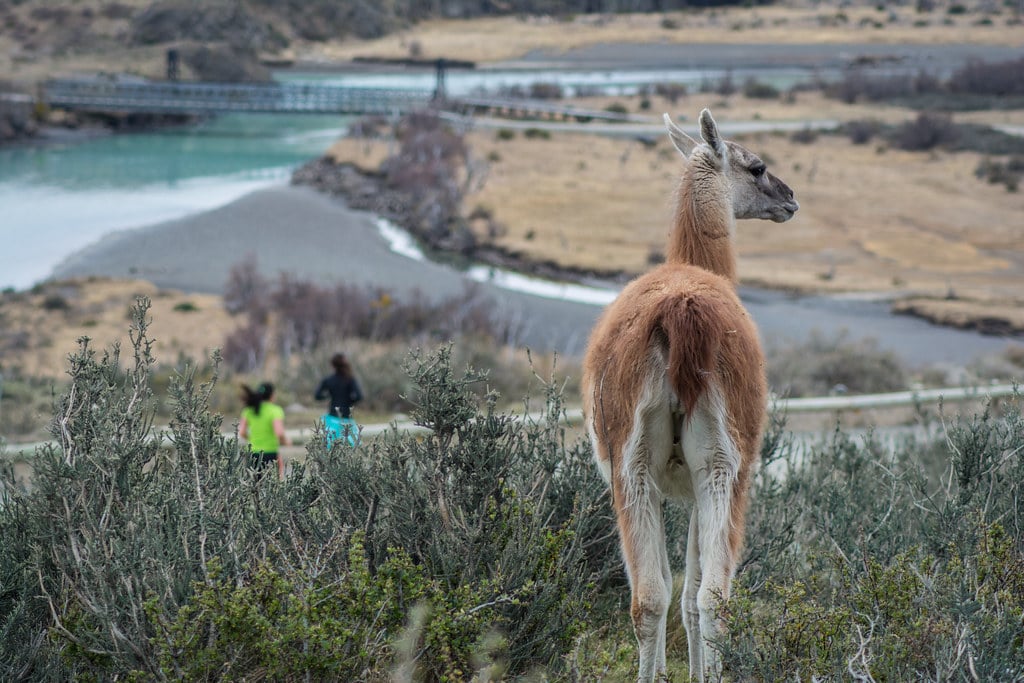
[
  {"xmin": 42, "ymin": 78, "xmax": 434, "ymax": 115},
  {"xmin": 41, "ymin": 78, "xmax": 647, "ymax": 122}
]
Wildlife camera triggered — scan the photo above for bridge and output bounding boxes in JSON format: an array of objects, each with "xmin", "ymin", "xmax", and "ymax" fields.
[
  {"xmin": 42, "ymin": 78, "xmax": 433, "ymax": 116},
  {"xmin": 39, "ymin": 77, "xmax": 637, "ymax": 123}
]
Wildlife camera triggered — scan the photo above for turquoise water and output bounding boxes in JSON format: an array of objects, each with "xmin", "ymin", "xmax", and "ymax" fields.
[{"xmin": 0, "ymin": 112, "xmax": 349, "ymax": 291}]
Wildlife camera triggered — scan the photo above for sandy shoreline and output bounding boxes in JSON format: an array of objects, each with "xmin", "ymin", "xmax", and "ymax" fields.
[
  {"xmin": 52, "ymin": 185, "xmax": 446, "ymax": 297},
  {"xmin": 50, "ymin": 184, "xmax": 611, "ymax": 355}
]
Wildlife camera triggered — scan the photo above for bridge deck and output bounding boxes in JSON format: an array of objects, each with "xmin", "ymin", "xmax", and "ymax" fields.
[
  {"xmin": 41, "ymin": 78, "xmax": 636, "ymax": 123},
  {"xmin": 43, "ymin": 78, "xmax": 432, "ymax": 115}
]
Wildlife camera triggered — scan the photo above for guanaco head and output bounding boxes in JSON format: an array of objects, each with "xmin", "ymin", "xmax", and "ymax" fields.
[{"xmin": 664, "ymin": 109, "xmax": 799, "ymax": 223}]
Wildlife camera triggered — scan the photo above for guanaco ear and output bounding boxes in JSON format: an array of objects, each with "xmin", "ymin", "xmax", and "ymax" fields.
[
  {"xmin": 699, "ymin": 108, "xmax": 726, "ymax": 160},
  {"xmin": 664, "ymin": 113, "xmax": 699, "ymax": 158}
]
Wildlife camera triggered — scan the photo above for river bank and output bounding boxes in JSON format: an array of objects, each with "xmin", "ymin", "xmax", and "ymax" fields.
[{"xmin": 45, "ymin": 182, "xmax": 1019, "ymax": 368}]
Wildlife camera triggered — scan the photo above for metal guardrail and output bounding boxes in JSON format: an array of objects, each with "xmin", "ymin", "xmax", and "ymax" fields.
[
  {"xmin": 771, "ymin": 383, "xmax": 1018, "ymax": 414},
  {"xmin": 4, "ymin": 384, "xmax": 1017, "ymax": 461},
  {"xmin": 558, "ymin": 383, "xmax": 1019, "ymax": 424}
]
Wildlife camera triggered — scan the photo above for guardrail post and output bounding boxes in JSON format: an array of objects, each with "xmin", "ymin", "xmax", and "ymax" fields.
[{"xmin": 433, "ymin": 58, "xmax": 448, "ymax": 102}]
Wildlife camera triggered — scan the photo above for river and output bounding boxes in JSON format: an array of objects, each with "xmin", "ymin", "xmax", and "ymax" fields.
[{"xmin": 0, "ymin": 111, "xmax": 348, "ymax": 291}]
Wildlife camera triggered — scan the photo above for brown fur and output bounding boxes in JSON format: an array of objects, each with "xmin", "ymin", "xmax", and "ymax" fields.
[
  {"xmin": 665, "ymin": 164, "xmax": 737, "ymax": 280},
  {"xmin": 582, "ymin": 110, "xmax": 794, "ymax": 682},
  {"xmin": 583, "ymin": 265, "xmax": 766, "ymax": 556}
]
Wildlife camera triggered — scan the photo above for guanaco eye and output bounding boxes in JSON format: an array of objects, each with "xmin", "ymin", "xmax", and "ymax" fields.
[{"xmin": 751, "ymin": 164, "xmax": 766, "ymax": 177}]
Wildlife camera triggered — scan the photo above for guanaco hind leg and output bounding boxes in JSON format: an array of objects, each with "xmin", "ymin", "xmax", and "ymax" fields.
[
  {"xmin": 680, "ymin": 385, "xmax": 742, "ymax": 682},
  {"xmin": 614, "ymin": 371, "xmax": 675, "ymax": 682}
]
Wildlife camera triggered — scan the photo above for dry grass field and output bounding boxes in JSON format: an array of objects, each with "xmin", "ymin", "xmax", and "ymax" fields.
[
  {"xmin": 330, "ymin": 87, "xmax": 1024, "ymax": 332},
  {"xmin": 0, "ymin": 278, "xmax": 235, "ymax": 379}
]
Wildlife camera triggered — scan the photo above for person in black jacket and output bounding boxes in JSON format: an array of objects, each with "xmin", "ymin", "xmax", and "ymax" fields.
[{"xmin": 315, "ymin": 353, "xmax": 363, "ymax": 446}]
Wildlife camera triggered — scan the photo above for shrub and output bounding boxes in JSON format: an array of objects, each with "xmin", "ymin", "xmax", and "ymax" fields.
[
  {"xmin": 223, "ymin": 253, "xmax": 268, "ymax": 317},
  {"xmin": 742, "ymin": 78, "xmax": 780, "ymax": 99},
  {"xmin": 722, "ymin": 396, "xmax": 1024, "ymax": 680},
  {"xmin": 889, "ymin": 112, "xmax": 959, "ymax": 151},
  {"xmin": 654, "ymin": 82, "xmax": 688, "ymax": 104},
  {"xmin": 222, "ymin": 318, "xmax": 268, "ymax": 373},
  {"xmin": 381, "ymin": 111, "xmax": 469, "ymax": 243},
  {"xmin": 827, "ymin": 68, "xmax": 943, "ymax": 104},
  {"xmin": 0, "ymin": 302, "xmax": 618, "ymax": 680},
  {"xmin": 790, "ymin": 126, "xmax": 818, "ymax": 144},
  {"xmin": 975, "ymin": 156, "xmax": 1022, "ymax": 191},
  {"xmin": 843, "ymin": 118, "xmax": 883, "ymax": 144},
  {"xmin": 766, "ymin": 330, "xmax": 907, "ymax": 397},
  {"xmin": 40, "ymin": 294, "xmax": 69, "ymax": 311},
  {"xmin": 711, "ymin": 70, "xmax": 736, "ymax": 96},
  {"xmin": 523, "ymin": 127, "xmax": 551, "ymax": 140},
  {"xmin": 0, "ymin": 300, "xmax": 254, "ymax": 679},
  {"xmin": 172, "ymin": 300, "xmax": 198, "ymax": 312},
  {"xmin": 949, "ymin": 56, "xmax": 1024, "ymax": 96},
  {"xmin": 529, "ymin": 82, "xmax": 563, "ymax": 100}
]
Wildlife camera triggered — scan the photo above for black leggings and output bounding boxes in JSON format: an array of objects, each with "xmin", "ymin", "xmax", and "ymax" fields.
[{"xmin": 250, "ymin": 451, "xmax": 278, "ymax": 470}]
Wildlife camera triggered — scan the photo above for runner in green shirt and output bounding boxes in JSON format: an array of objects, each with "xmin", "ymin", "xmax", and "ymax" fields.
[{"xmin": 240, "ymin": 382, "xmax": 289, "ymax": 479}]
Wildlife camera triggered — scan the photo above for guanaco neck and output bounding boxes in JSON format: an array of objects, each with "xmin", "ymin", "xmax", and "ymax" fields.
[{"xmin": 665, "ymin": 163, "xmax": 737, "ymax": 282}]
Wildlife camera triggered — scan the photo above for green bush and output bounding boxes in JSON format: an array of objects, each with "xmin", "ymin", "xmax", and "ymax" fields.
[
  {"xmin": 766, "ymin": 330, "xmax": 907, "ymax": 397},
  {"xmin": 40, "ymin": 294, "xmax": 69, "ymax": 311},
  {"xmin": 742, "ymin": 78, "xmax": 780, "ymax": 99},
  {"xmin": 890, "ymin": 112, "xmax": 960, "ymax": 151},
  {"xmin": 4, "ymin": 300, "xmax": 1022, "ymax": 681},
  {"xmin": 722, "ymin": 398, "xmax": 1024, "ymax": 680},
  {"xmin": 0, "ymin": 300, "xmax": 616, "ymax": 681},
  {"xmin": 975, "ymin": 155, "xmax": 1023, "ymax": 191}
]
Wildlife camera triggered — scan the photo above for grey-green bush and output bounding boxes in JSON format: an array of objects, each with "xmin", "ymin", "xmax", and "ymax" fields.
[
  {"xmin": 721, "ymin": 397, "xmax": 1024, "ymax": 680},
  {"xmin": 0, "ymin": 300, "xmax": 618, "ymax": 681}
]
